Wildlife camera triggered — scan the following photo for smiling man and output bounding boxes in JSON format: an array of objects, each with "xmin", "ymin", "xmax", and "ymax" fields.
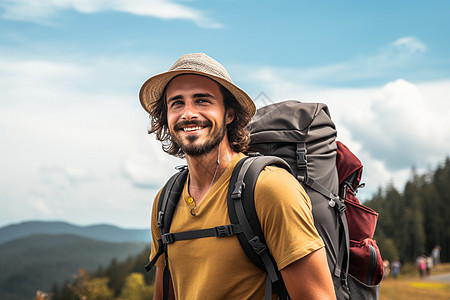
[{"xmin": 139, "ymin": 53, "xmax": 336, "ymax": 300}]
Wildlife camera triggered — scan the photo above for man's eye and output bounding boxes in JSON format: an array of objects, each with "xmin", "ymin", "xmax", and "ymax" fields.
[
  {"xmin": 197, "ymin": 99, "xmax": 211, "ymax": 104},
  {"xmin": 170, "ymin": 100, "xmax": 184, "ymax": 107}
]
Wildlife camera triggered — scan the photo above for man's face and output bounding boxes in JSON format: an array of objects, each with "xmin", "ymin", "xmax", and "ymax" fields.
[{"xmin": 165, "ymin": 74, "xmax": 234, "ymax": 157}]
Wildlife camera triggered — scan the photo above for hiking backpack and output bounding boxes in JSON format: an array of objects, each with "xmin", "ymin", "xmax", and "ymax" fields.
[{"xmin": 146, "ymin": 100, "xmax": 383, "ymax": 300}]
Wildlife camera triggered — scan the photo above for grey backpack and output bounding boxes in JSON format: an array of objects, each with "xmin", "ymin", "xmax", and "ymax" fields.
[{"xmin": 247, "ymin": 100, "xmax": 382, "ymax": 299}]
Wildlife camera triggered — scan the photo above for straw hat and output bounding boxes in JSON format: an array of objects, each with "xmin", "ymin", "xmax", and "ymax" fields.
[{"xmin": 139, "ymin": 53, "xmax": 256, "ymax": 119}]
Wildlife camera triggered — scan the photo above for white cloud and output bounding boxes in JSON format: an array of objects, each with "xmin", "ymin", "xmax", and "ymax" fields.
[
  {"xmin": 365, "ymin": 36, "xmax": 427, "ymax": 67},
  {"xmin": 0, "ymin": 0, "xmax": 223, "ymax": 28},
  {"xmin": 391, "ymin": 37, "xmax": 427, "ymax": 55},
  {"xmin": 239, "ymin": 65, "xmax": 450, "ymax": 199},
  {"xmin": 122, "ymin": 138, "xmax": 185, "ymax": 189},
  {"xmin": 234, "ymin": 37, "xmax": 428, "ymax": 88},
  {"xmin": 344, "ymin": 79, "xmax": 450, "ymax": 172},
  {"xmin": 0, "ymin": 55, "xmax": 183, "ymax": 228},
  {"xmin": 323, "ymin": 80, "xmax": 449, "ymax": 196}
]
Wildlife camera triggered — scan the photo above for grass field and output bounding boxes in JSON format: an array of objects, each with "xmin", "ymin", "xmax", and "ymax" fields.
[{"xmin": 380, "ymin": 263, "xmax": 450, "ymax": 300}]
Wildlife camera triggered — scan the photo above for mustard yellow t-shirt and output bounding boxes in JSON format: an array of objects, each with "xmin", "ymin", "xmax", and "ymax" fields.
[{"xmin": 150, "ymin": 153, "xmax": 324, "ymax": 299}]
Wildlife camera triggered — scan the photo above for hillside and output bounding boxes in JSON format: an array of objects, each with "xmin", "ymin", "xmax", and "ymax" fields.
[
  {"xmin": 0, "ymin": 233, "xmax": 148, "ymax": 300},
  {"xmin": 0, "ymin": 221, "xmax": 150, "ymax": 244}
]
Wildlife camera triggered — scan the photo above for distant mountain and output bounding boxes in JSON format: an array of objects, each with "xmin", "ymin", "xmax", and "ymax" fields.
[
  {"xmin": 0, "ymin": 221, "xmax": 150, "ymax": 245},
  {"xmin": 0, "ymin": 233, "xmax": 148, "ymax": 300}
]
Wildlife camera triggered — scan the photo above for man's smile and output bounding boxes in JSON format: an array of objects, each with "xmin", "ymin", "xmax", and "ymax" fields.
[
  {"xmin": 174, "ymin": 121, "xmax": 211, "ymax": 134},
  {"xmin": 182, "ymin": 125, "xmax": 205, "ymax": 132}
]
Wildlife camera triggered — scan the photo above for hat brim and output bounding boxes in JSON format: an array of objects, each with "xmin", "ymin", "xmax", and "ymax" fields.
[{"xmin": 139, "ymin": 70, "xmax": 256, "ymax": 120}]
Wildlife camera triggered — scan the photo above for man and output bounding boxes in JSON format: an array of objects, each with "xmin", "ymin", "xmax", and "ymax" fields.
[{"xmin": 140, "ymin": 53, "xmax": 336, "ymax": 299}]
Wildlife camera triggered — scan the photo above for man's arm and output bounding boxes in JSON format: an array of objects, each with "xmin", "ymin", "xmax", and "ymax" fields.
[
  {"xmin": 153, "ymin": 267, "xmax": 175, "ymax": 300},
  {"xmin": 280, "ymin": 247, "xmax": 336, "ymax": 300}
]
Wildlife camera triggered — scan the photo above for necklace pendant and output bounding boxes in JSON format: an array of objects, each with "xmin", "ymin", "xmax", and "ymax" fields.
[{"xmin": 190, "ymin": 207, "xmax": 198, "ymax": 216}]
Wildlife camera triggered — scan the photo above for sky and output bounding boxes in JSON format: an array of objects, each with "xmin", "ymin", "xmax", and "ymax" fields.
[{"xmin": 1, "ymin": 0, "xmax": 449, "ymax": 229}]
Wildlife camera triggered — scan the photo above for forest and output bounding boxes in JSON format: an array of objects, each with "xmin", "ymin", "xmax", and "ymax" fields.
[
  {"xmin": 48, "ymin": 250, "xmax": 155, "ymax": 300},
  {"xmin": 47, "ymin": 157, "xmax": 450, "ymax": 300},
  {"xmin": 366, "ymin": 157, "xmax": 450, "ymax": 264}
]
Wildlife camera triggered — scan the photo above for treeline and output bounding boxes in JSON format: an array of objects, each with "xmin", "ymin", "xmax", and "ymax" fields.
[
  {"xmin": 365, "ymin": 157, "xmax": 450, "ymax": 264},
  {"xmin": 49, "ymin": 249, "xmax": 155, "ymax": 300}
]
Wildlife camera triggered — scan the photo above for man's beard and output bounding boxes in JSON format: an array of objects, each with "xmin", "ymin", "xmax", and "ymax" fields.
[{"xmin": 172, "ymin": 115, "xmax": 227, "ymax": 157}]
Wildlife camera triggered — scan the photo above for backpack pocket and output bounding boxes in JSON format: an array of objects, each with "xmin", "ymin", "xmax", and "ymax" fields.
[
  {"xmin": 349, "ymin": 238, "xmax": 384, "ymax": 285},
  {"xmin": 345, "ymin": 195, "xmax": 378, "ymax": 241},
  {"xmin": 345, "ymin": 197, "xmax": 384, "ymax": 297},
  {"xmin": 348, "ymin": 239, "xmax": 383, "ymax": 300},
  {"xmin": 347, "ymin": 273, "xmax": 380, "ymax": 300}
]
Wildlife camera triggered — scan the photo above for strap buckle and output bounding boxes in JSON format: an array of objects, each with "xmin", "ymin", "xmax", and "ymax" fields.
[
  {"xmin": 161, "ymin": 233, "xmax": 175, "ymax": 244},
  {"xmin": 175, "ymin": 165, "xmax": 188, "ymax": 171},
  {"xmin": 329, "ymin": 196, "xmax": 346, "ymax": 213},
  {"xmin": 249, "ymin": 236, "xmax": 267, "ymax": 255},
  {"xmin": 214, "ymin": 225, "xmax": 235, "ymax": 237},
  {"xmin": 296, "ymin": 148, "xmax": 307, "ymax": 170},
  {"xmin": 157, "ymin": 211, "xmax": 164, "ymax": 229},
  {"xmin": 231, "ymin": 181, "xmax": 246, "ymax": 199}
]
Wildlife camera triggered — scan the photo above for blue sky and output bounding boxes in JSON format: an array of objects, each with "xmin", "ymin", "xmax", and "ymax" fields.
[{"xmin": 1, "ymin": 0, "xmax": 449, "ymax": 229}]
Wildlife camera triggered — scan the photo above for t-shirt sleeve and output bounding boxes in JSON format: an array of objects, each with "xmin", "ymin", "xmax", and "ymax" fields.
[
  {"xmin": 149, "ymin": 190, "xmax": 165, "ymax": 269},
  {"xmin": 254, "ymin": 166, "xmax": 324, "ymax": 270}
]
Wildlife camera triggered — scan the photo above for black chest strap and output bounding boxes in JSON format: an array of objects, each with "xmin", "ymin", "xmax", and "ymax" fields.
[
  {"xmin": 161, "ymin": 224, "xmax": 243, "ymax": 244},
  {"xmin": 144, "ymin": 224, "xmax": 243, "ymax": 271}
]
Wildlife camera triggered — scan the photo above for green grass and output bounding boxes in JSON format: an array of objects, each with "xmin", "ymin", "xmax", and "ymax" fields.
[{"xmin": 380, "ymin": 263, "xmax": 450, "ymax": 300}]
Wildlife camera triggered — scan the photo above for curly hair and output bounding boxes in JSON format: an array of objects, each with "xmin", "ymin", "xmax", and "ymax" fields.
[{"xmin": 147, "ymin": 80, "xmax": 251, "ymax": 158}]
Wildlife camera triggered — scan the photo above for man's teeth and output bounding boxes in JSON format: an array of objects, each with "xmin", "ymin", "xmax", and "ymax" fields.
[{"xmin": 183, "ymin": 126, "xmax": 203, "ymax": 132}]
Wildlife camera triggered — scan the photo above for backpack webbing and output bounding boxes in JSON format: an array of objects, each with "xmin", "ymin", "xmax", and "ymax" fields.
[
  {"xmin": 227, "ymin": 156, "xmax": 291, "ymax": 300},
  {"xmin": 145, "ymin": 167, "xmax": 188, "ymax": 300}
]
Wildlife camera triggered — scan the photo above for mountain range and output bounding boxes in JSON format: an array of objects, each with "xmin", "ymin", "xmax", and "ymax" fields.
[
  {"xmin": 0, "ymin": 220, "xmax": 150, "ymax": 244},
  {"xmin": 0, "ymin": 221, "xmax": 151, "ymax": 300}
]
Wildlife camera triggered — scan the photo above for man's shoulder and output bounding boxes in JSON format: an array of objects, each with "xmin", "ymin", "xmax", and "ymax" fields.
[
  {"xmin": 254, "ymin": 163, "xmax": 309, "ymax": 204},
  {"xmin": 230, "ymin": 155, "xmax": 298, "ymax": 189},
  {"xmin": 258, "ymin": 164, "xmax": 295, "ymax": 183}
]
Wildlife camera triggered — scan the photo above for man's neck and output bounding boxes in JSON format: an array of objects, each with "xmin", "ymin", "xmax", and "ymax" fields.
[{"xmin": 185, "ymin": 142, "xmax": 238, "ymax": 203}]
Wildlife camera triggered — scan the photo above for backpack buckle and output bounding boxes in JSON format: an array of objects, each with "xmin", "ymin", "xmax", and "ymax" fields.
[
  {"xmin": 214, "ymin": 225, "xmax": 234, "ymax": 237},
  {"xmin": 231, "ymin": 181, "xmax": 246, "ymax": 199},
  {"xmin": 161, "ymin": 233, "xmax": 175, "ymax": 244},
  {"xmin": 249, "ymin": 236, "xmax": 267, "ymax": 255},
  {"xmin": 329, "ymin": 196, "xmax": 346, "ymax": 213},
  {"xmin": 296, "ymin": 148, "xmax": 307, "ymax": 170},
  {"xmin": 175, "ymin": 165, "xmax": 188, "ymax": 171},
  {"xmin": 157, "ymin": 211, "xmax": 164, "ymax": 229}
]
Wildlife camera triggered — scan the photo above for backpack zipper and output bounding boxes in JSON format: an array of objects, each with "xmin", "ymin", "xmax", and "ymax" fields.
[{"xmin": 366, "ymin": 244, "xmax": 377, "ymax": 285}]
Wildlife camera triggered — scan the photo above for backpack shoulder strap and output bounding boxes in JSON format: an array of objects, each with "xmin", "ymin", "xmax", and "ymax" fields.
[
  {"xmin": 146, "ymin": 166, "xmax": 189, "ymax": 300},
  {"xmin": 144, "ymin": 166, "xmax": 189, "ymax": 272},
  {"xmin": 158, "ymin": 166, "xmax": 189, "ymax": 233},
  {"xmin": 227, "ymin": 156, "xmax": 291, "ymax": 300}
]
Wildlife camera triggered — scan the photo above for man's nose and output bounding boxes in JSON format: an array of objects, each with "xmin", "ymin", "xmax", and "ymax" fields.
[{"xmin": 181, "ymin": 102, "xmax": 198, "ymax": 120}]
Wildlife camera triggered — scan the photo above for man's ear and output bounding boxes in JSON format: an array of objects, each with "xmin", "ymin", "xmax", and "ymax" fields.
[{"xmin": 225, "ymin": 109, "xmax": 235, "ymax": 125}]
